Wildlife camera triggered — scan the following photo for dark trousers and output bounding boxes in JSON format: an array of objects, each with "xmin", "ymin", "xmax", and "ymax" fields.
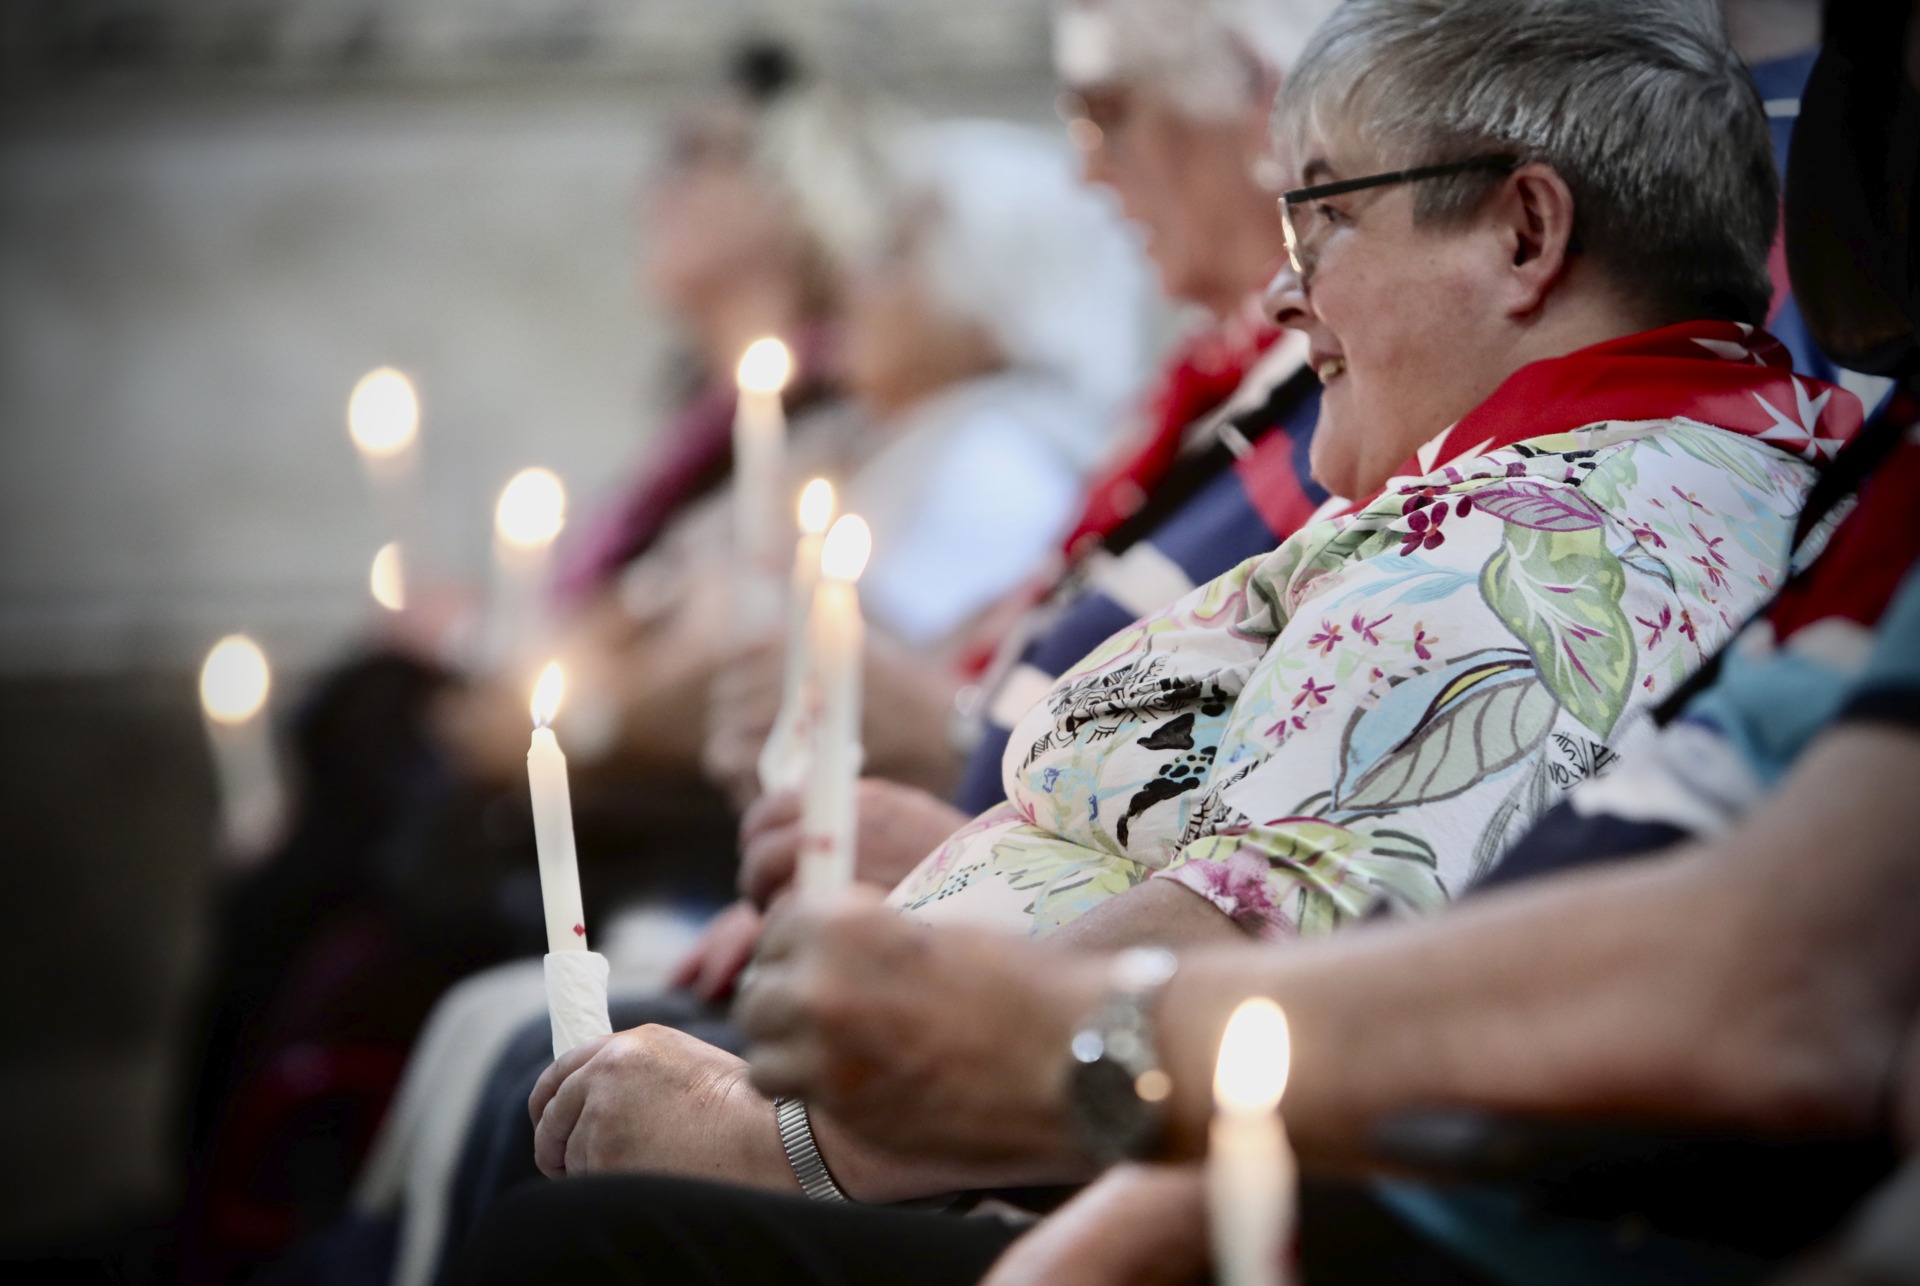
[{"xmin": 442, "ymin": 1174, "xmax": 1495, "ymax": 1286}]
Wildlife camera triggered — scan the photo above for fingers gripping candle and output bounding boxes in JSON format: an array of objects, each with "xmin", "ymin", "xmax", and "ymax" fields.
[
  {"xmin": 797, "ymin": 514, "xmax": 870, "ymax": 897},
  {"xmin": 527, "ymin": 663, "xmax": 611, "ymax": 1055},
  {"xmin": 733, "ymin": 337, "xmax": 793, "ymax": 636},
  {"xmin": 759, "ymin": 479, "xmax": 836, "ymax": 794},
  {"xmin": 1210, "ymin": 998, "xmax": 1298, "ymax": 1286}
]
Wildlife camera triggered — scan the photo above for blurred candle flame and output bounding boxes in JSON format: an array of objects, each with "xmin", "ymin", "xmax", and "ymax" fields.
[
  {"xmin": 531, "ymin": 662, "xmax": 565, "ymax": 729},
  {"xmin": 1214, "ymin": 998, "xmax": 1290, "ymax": 1115},
  {"xmin": 347, "ymin": 366, "xmax": 420, "ymax": 458},
  {"xmin": 496, "ymin": 468, "xmax": 567, "ymax": 550},
  {"xmin": 370, "ymin": 542, "xmax": 406, "ymax": 611},
  {"xmin": 820, "ymin": 514, "xmax": 872, "ymax": 582},
  {"xmin": 736, "ymin": 337, "xmax": 794, "ymax": 395},
  {"xmin": 797, "ymin": 478, "xmax": 835, "ymax": 536},
  {"xmin": 201, "ymin": 635, "xmax": 271, "ymax": 725}
]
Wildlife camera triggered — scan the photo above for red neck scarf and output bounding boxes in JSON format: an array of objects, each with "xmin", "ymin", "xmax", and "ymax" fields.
[
  {"xmin": 1061, "ymin": 302, "xmax": 1282, "ymax": 558},
  {"xmin": 1355, "ymin": 321, "xmax": 1863, "ymax": 510}
]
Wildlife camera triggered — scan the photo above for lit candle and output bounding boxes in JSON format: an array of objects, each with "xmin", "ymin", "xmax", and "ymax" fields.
[
  {"xmin": 758, "ymin": 478, "xmax": 835, "ymax": 794},
  {"xmin": 527, "ymin": 662, "xmax": 588, "ymax": 954},
  {"xmin": 526, "ymin": 662, "xmax": 613, "ymax": 1056},
  {"xmin": 347, "ymin": 366, "xmax": 427, "ymax": 583},
  {"xmin": 733, "ymin": 337, "xmax": 794, "ymax": 636},
  {"xmin": 797, "ymin": 514, "xmax": 870, "ymax": 897},
  {"xmin": 370, "ymin": 541, "xmax": 406, "ymax": 612},
  {"xmin": 1209, "ymin": 997, "xmax": 1297, "ymax": 1286},
  {"xmin": 488, "ymin": 467, "xmax": 567, "ymax": 672},
  {"xmin": 199, "ymin": 634, "xmax": 286, "ymax": 865}
]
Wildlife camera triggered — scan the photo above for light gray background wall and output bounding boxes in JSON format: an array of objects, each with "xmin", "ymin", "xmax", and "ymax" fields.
[
  {"xmin": 0, "ymin": 0, "xmax": 1063, "ymax": 678},
  {"xmin": 0, "ymin": 0, "xmax": 1065, "ymax": 1244}
]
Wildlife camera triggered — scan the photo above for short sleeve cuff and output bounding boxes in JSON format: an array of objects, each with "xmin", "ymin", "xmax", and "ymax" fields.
[{"xmin": 1152, "ymin": 856, "xmax": 1297, "ymax": 941}]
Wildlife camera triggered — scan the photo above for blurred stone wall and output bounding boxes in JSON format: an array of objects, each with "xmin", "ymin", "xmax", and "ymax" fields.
[
  {"xmin": 0, "ymin": 0, "xmax": 1061, "ymax": 678},
  {"xmin": 0, "ymin": 0, "xmax": 1062, "ymax": 1249}
]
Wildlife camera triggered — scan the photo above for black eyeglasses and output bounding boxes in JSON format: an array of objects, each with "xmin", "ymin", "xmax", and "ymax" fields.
[{"xmin": 1278, "ymin": 155, "xmax": 1519, "ymax": 277}]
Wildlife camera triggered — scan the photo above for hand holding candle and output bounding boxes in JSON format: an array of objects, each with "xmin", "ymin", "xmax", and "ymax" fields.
[
  {"xmin": 1209, "ymin": 997, "xmax": 1297, "ymax": 1286},
  {"xmin": 758, "ymin": 478, "xmax": 836, "ymax": 795},
  {"xmin": 797, "ymin": 513, "xmax": 871, "ymax": 898},
  {"xmin": 199, "ymin": 634, "xmax": 286, "ymax": 865},
  {"xmin": 733, "ymin": 337, "xmax": 794, "ymax": 636},
  {"xmin": 527, "ymin": 662, "xmax": 612, "ymax": 1056}
]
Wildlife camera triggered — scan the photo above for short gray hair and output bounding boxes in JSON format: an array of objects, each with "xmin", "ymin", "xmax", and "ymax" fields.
[{"xmin": 1278, "ymin": 0, "xmax": 1777, "ymax": 324}]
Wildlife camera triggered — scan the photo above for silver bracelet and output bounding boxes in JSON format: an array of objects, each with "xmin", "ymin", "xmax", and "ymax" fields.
[{"xmin": 773, "ymin": 1097, "xmax": 850, "ymax": 1202}]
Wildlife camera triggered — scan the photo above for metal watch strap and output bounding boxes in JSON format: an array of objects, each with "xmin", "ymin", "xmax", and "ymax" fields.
[{"xmin": 774, "ymin": 1097, "xmax": 850, "ymax": 1202}]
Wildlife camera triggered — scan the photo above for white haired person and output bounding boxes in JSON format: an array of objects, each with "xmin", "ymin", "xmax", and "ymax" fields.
[
  {"xmin": 693, "ymin": 0, "xmax": 1342, "ymax": 997},
  {"xmin": 836, "ymin": 117, "xmax": 1152, "ymax": 656}
]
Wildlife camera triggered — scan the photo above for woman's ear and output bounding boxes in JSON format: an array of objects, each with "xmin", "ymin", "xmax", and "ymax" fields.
[{"xmin": 1491, "ymin": 162, "xmax": 1577, "ymax": 315}]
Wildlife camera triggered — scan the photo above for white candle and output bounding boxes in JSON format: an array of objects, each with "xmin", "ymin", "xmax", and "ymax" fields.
[
  {"xmin": 488, "ymin": 467, "xmax": 567, "ymax": 672},
  {"xmin": 527, "ymin": 662, "xmax": 588, "ymax": 953},
  {"xmin": 758, "ymin": 478, "xmax": 836, "ymax": 794},
  {"xmin": 199, "ymin": 634, "xmax": 286, "ymax": 866},
  {"xmin": 348, "ymin": 365, "xmax": 427, "ymax": 583},
  {"xmin": 733, "ymin": 337, "xmax": 793, "ymax": 636},
  {"xmin": 1209, "ymin": 997, "xmax": 1297, "ymax": 1286},
  {"xmin": 797, "ymin": 514, "xmax": 870, "ymax": 897}
]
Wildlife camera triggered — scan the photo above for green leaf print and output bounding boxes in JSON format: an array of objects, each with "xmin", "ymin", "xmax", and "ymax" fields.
[
  {"xmin": 1291, "ymin": 824, "xmax": 1446, "ymax": 933},
  {"xmin": 1481, "ymin": 524, "xmax": 1637, "ymax": 737},
  {"xmin": 996, "ymin": 829, "xmax": 1150, "ymax": 935},
  {"xmin": 1331, "ymin": 652, "xmax": 1558, "ymax": 815},
  {"xmin": 1659, "ymin": 422, "xmax": 1773, "ymax": 493}
]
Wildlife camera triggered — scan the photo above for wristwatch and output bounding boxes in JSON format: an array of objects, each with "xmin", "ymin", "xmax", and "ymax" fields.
[{"xmin": 1065, "ymin": 945, "xmax": 1179, "ymax": 1163}]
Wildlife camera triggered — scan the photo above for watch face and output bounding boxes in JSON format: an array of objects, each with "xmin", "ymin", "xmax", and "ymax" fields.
[{"xmin": 1069, "ymin": 1052, "xmax": 1162, "ymax": 1161}]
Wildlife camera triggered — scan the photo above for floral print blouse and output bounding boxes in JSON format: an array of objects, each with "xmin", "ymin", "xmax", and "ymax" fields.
[{"xmin": 888, "ymin": 323, "xmax": 1861, "ymax": 940}]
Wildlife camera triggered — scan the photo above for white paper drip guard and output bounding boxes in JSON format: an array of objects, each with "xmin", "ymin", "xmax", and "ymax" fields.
[{"xmin": 543, "ymin": 950, "xmax": 613, "ymax": 1057}]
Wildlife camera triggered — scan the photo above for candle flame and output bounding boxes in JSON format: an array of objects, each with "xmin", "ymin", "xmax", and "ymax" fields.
[
  {"xmin": 496, "ymin": 467, "xmax": 567, "ymax": 550},
  {"xmin": 201, "ymin": 634, "xmax": 271, "ymax": 725},
  {"xmin": 370, "ymin": 542, "xmax": 406, "ymax": 611},
  {"xmin": 531, "ymin": 662, "xmax": 565, "ymax": 729},
  {"xmin": 347, "ymin": 366, "xmax": 420, "ymax": 458},
  {"xmin": 1213, "ymin": 997, "xmax": 1290, "ymax": 1114},
  {"xmin": 819, "ymin": 513, "xmax": 872, "ymax": 582},
  {"xmin": 797, "ymin": 478, "xmax": 835, "ymax": 535},
  {"xmin": 736, "ymin": 337, "xmax": 794, "ymax": 395}
]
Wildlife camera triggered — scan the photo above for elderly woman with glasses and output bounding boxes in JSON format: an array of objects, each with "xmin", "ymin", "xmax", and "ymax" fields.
[
  {"xmin": 501, "ymin": 0, "xmax": 1865, "ymax": 1231},
  {"xmin": 876, "ymin": 0, "xmax": 1862, "ymax": 954}
]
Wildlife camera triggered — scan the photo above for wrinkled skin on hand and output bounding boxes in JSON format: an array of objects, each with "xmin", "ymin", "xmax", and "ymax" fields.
[
  {"xmin": 736, "ymin": 891, "xmax": 1103, "ymax": 1168},
  {"xmin": 529, "ymin": 1023, "xmax": 795, "ymax": 1191}
]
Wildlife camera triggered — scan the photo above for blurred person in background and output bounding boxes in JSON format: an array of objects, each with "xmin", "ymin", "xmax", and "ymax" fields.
[
  {"xmin": 176, "ymin": 45, "xmax": 884, "ymax": 1281},
  {"xmin": 686, "ymin": 0, "xmax": 1340, "ymax": 1006},
  {"xmin": 262, "ymin": 105, "xmax": 1147, "ymax": 1286}
]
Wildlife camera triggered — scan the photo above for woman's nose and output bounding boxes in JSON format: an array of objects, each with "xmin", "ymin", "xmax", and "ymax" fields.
[{"xmin": 1262, "ymin": 260, "xmax": 1310, "ymax": 329}]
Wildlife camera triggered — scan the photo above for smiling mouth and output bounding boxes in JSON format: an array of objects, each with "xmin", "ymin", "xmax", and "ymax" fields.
[{"xmin": 1315, "ymin": 356, "xmax": 1347, "ymax": 382}]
